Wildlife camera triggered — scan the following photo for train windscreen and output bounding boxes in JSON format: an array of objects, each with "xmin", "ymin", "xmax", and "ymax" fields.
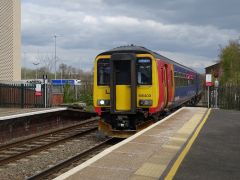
[
  {"xmin": 137, "ymin": 58, "xmax": 152, "ymax": 85},
  {"xmin": 115, "ymin": 61, "xmax": 131, "ymax": 85},
  {"xmin": 97, "ymin": 59, "xmax": 110, "ymax": 85}
]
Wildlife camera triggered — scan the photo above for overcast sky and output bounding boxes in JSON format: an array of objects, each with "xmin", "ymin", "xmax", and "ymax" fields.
[{"xmin": 21, "ymin": 0, "xmax": 240, "ymax": 73}]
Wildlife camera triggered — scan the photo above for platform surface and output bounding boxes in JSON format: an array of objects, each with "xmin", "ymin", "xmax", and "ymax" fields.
[
  {"xmin": 0, "ymin": 107, "xmax": 67, "ymax": 121},
  {"xmin": 174, "ymin": 109, "xmax": 240, "ymax": 179},
  {"xmin": 55, "ymin": 107, "xmax": 208, "ymax": 180}
]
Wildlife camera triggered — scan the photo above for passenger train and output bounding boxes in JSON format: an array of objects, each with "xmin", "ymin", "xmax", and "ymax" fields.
[{"xmin": 93, "ymin": 46, "xmax": 202, "ymax": 138}]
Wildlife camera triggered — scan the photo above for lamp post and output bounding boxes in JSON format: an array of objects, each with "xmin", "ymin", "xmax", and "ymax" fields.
[
  {"xmin": 33, "ymin": 62, "xmax": 40, "ymax": 80},
  {"xmin": 54, "ymin": 34, "xmax": 61, "ymax": 79}
]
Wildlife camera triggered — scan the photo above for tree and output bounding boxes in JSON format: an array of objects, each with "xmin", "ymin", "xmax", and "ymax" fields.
[
  {"xmin": 21, "ymin": 67, "xmax": 35, "ymax": 79},
  {"xmin": 59, "ymin": 63, "xmax": 68, "ymax": 79},
  {"xmin": 36, "ymin": 53, "xmax": 55, "ymax": 73},
  {"xmin": 219, "ymin": 39, "xmax": 240, "ymax": 85}
]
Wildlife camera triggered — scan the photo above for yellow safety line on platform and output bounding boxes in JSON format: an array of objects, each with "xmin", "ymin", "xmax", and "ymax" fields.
[{"xmin": 165, "ymin": 108, "xmax": 211, "ymax": 180}]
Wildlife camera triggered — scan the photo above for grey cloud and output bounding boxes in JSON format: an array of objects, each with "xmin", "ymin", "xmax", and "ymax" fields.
[
  {"xmin": 103, "ymin": 0, "xmax": 240, "ymax": 30},
  {"xmin": 23, "ymin": 0, "xmax": 240, "ymax": 30},
  {"xmin": 21, "ymin": 0, "xmax": 240, "ymax": 72}
]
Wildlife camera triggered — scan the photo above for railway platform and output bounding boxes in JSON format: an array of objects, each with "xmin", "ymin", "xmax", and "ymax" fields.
[
  {"xmin": 55, "ymin": 107, "xmax": 211, "ymax": 180},
  {"xmin": 174, "ymin": 109, "xmax": 240, "ymax": 179},
  {"xmin": 0, "ymin": 107, "xmax": 67, "ymax": 121},
  {"xmin": 0, "ymin": 107, "xmax": 96, "ymax": 144},
  {"xmin": 56, "ymin": 107, "xmax": 240, "ymax": 180}
]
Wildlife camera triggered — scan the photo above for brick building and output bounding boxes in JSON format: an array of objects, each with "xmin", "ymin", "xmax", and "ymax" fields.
[
  {"xmin": 0, "ymin": 0, "xmax": 21, "ymax": 81},
  {"xmin": 205, "ymin": 63, "xmax": 222, "ymax": 78}
]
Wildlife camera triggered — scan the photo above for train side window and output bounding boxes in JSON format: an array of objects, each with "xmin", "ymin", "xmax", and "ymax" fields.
[
  {"xmin": 174, "ymin": 71, "xmax": 178, "ymax": 87},
  {"xmin": 97, "ymin": 59, "xmax": 110, "ymax": 85},
  {"xmin": 137, "ymin": 58, "xmax": 152, "ymax": 85}
]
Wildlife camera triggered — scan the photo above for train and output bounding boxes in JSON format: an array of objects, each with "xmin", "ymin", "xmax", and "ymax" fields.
[{"xmin": 93, "ymin": 45, "xmax": 202, "ymax": 138}]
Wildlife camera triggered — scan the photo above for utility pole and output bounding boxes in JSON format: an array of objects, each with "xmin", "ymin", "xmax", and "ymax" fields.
[
  {"xmin": 23, "ymin": 51, "xmax": 27, "ymax": 79},
  {"xmin": 54, "ymin": 34, "xmax": 57, "ymax": 79},
  {"xmin": 33, "ymin": 62, "xmax": 40, "ymax": 80},
  {"xmin": 54, "ymin": 34, "xmax": 62, "ymax": 79}
]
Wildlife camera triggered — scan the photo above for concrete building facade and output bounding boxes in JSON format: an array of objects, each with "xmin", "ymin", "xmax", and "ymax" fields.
[{"xmin": 0, "ymin": 0, "xmax": 21, "ymax": 81}]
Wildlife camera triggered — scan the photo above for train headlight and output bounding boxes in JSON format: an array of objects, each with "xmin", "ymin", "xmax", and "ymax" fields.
[
  {"xmin": 139, "ymin": 100, "xmax": 152, "ymax": 106},
  {"xmin": 97, "ymin": 99, "xmax": 110, "ymax": 106}
]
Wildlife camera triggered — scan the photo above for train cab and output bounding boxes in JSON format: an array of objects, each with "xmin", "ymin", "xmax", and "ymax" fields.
[{"xmin": 94, "ymin": 47, "xmax": 165, "ymax": 137}]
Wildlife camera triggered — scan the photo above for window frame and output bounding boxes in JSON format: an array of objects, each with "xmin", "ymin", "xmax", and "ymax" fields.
[
  {"xmin": 97, "ymin": 59, "xmax": 110, "ymax": 86},
  {"xmin": 136, "ymin": 58, "xmax": 152, "ymax": 85}
]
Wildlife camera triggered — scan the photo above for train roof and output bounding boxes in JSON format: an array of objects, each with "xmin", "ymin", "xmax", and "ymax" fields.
[{"xmin": 99, "ymin": 45, "xmax": 197, "ymax": 73}]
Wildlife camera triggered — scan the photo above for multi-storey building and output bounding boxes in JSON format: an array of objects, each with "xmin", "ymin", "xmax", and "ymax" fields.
[{"xmin": 0, "ymin": 0, "xmax": 21, "ymax": 81}]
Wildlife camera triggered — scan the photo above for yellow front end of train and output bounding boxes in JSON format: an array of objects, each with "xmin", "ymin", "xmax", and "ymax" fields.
[{"xmin": 93, "ymin": 53, "xmax": 159, "ymax": 138}]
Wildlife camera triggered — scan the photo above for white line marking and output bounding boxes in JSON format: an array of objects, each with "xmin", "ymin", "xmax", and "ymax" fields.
[{"xmin": 0, "ymin": 108, "xmax": 67, "ymax": 121}]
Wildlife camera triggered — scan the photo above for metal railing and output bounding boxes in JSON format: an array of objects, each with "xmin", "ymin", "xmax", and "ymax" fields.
[
  {"xmin": 202, "ymin": 85, "xmax": 240, "ymax": 110},
  {"xmin": 218, "ymin": 85, "xmax": 240, "ymax": 110},
  {"xmin": 0, "ymin": 83, "xmax": 50, "ymax": 108}
]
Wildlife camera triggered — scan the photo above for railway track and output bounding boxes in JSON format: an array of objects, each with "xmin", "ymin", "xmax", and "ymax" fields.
[
  {"xmin": 27, "ymin": 138, "xmax": 119, "ymax": 180},
  {"xmin": 0, "ymin": 117, "xmax": 99, "ymax": 166}
]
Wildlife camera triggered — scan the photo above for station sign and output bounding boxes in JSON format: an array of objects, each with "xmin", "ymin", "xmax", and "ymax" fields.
[
  {"xmin": 35, "ymin": 84, "xmax": 42, "ymax": 96},
  {"xmin": 51, "ymin": 79, "xmax": 75, "ymax": 86},
  {"xmin": 206, "ymin": 74, "xmax": 213, "ymax": 86},
  {"xmin": 214, "ymin": 79, "xmax": 219, "ymax": 88}
]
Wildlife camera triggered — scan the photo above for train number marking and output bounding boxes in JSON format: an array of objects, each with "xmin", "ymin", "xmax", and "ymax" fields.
[{"xmin": 138, "ymin": 94, "xmax": 151, "ymax": 97}]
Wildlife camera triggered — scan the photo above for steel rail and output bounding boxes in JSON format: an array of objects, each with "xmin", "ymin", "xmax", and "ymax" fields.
[
  {"xmin": 27, "ymin": 138, "xmax": 114, "ymax": 180},
  {"xmin": 0, "ymin": 117, "xmax": 99, "ymax": 151},
  {"xmin": 0, "ymin": 126, "xmax": 98, "ymax": 165}
]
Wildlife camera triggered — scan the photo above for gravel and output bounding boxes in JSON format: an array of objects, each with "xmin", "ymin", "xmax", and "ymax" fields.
[{"xmin": 0, "ymin": 132, "xmax": 106, "ymax": 180}]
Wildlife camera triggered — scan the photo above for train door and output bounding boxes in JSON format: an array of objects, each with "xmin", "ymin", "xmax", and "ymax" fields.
[
  {"xmin": 167, "ymin": 65, "xmax": 174, "ymax": 105},
  {"xmin": 163, "ymin": 65, "xmax": 168, "ymax": 107},
  {"xmin": 110, "ymin": 53, "xmax": 136, "ymax": 113}
]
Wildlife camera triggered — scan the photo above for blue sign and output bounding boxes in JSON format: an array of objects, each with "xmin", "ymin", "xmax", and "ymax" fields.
[
  {"xmin": 51, "ymin": 79, "xmax": 75, "ymax": 85},
  {"xmin": 138, "ymin": 59, "xmax": 150, "ymax": 63}
]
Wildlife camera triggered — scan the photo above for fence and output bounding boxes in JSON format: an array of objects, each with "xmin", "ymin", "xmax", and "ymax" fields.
[
  {"xmin": 0, "ymin": 83, "xmax": 50, "ymax": 108},
  {"xmin": 202, "ymin": 85, "xmax": 240, "ymax": 110},
  {"xmin": 218, "ymin": 85, "xmax": 240, "ymax": 110},
  {"xmin": 51, "ymin": 81, "xmax": 93, "ymax": 100}
]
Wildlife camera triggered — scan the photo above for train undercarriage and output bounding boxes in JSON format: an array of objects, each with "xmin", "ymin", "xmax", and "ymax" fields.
[
  {"xmin": 98, "ymin": 114, "xmax": 155, "ymax": 138},
  {"xmin": 98, "ymin": 107, "xmax": 169, "ymax": 138}
]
